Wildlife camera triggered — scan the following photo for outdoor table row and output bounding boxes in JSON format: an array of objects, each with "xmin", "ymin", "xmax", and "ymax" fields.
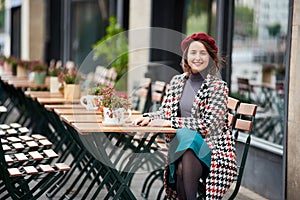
[
  {"xmin": 1, "ymin": 74, "xmax": 173, "ymax": 199},
  {"xmin": 25, "ymin": 87, "xmax": 173, "ymax": 199}
]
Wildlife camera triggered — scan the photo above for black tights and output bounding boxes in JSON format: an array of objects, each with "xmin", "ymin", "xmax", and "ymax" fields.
[{"xmin": 176, "ymin": 149, "xmax": 206, "ymax": 200}]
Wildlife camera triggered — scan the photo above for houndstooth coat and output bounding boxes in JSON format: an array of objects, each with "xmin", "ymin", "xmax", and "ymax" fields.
[{"xmin": 146, "ymin": 73, "xmax": 237, "ymax": 199}]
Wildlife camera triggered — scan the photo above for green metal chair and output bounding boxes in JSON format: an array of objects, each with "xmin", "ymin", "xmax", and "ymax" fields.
[
  {"xmin": 0, "ymin": 128, "xmax": 70, "ymax": 200},
  {"xmin": 227, "ymin": 102, "xmax": 257, "ymax": 199}
]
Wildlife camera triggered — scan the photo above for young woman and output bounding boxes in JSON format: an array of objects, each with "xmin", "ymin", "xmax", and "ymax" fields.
[{"xmin": 133, "ymin": 32, "xmax": 237, "ymax": 200}]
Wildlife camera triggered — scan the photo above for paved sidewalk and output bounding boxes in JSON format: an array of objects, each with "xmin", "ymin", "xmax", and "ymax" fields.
[
  {"xmin": 132, "ymin": 173, "xmax": 269, "ymax": 200},
  {"xmin": 0, "ymin": 165, "xmax": 268, "ymax": 200},
  {"xmin": 224, "ymin": 183, "xmax": 269, "ymax": 200}
]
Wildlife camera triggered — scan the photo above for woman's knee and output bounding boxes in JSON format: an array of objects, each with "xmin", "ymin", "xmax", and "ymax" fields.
[{"xmin": 176, "ymin": 161, "xmax": 183, "ymax": 178}]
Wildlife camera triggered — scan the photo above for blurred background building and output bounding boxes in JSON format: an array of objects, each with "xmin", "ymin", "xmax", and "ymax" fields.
[{"xmin": 1, "ymin": 0, "xmax": 299, "ymax": 199}]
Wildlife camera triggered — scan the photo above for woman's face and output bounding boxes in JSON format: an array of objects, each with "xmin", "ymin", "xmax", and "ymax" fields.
[{"xmin": 187, "ymin": 41, "xmax": 210, "ymax": 74}]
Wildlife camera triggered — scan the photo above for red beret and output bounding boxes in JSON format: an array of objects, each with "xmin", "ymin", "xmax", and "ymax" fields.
[{"xmin": 181, "ymin": 32, "xmax": 218, "ymax": 53}]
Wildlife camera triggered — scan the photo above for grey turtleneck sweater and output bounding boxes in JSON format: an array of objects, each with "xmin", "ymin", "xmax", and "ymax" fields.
[{"xmin": 179, "ymin": 73, "xmax": 204, "ymax": 117}]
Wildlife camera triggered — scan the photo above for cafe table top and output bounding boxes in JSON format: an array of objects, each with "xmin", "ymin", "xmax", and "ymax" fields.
[
  {"xmin": 37, "ymin": 97, "xmax": 80, "ymax": 105},
  {"xmin": 60, "ymin": 113, "xmax": 141, "ymax": 124},
  {"xmin": 60, "ymin": 114, "xmax": 103, "ymax": 123},
  {"xmin": 7, "ymin": 78, "xmax": 49, "ymax": 89},
  {"xmin": 0, "ymin": 75, "xmax": 26, "ymax": 81},
  {"xmin": 25, "ymin": 91, "xmax": 63, "ymax": 99},
  {"xmin": 44, "ymin": 104, "xmax": 84, "ymax": 111},
  {"xmin": 53, "ymin": 108, "xmax": 141, "ymax": 116},
  {"xmin": 72, "ymin": 122, "xmax": 177, "ymax": 134},
  {"xmin": 54, "ymin": 108, "xmax": 102, "ymax": 115}
]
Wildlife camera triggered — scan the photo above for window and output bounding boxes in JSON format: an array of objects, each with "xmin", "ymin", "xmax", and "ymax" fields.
[
  {"xmin": 232, "ymin": 0, "xmax": 289, "ymax": 146},
  {"xmin": 70, "ymin": 0, "xmax": 105, "ymax": 67}
]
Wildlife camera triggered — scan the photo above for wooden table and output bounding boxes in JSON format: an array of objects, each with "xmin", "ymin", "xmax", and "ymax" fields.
[
  {"xmin": 2, "ymin": 73, "xmax": 170, "ymax": 199},
  {"xmin": 67, "ymin": 120, "xmax": 175, "ymax": 199},
  {"xmin": 25, "ymin": 91, "xmax": 63, "ymax": 99},
  {"xmin": 37, "ymin": 97, "xmax": 80, "ymax": 105},
  {"xmin": 60, "ymin": 114, "xmax": 142, "ymax": 124},
  {"xmin": 53, "ymin": 108, "xmax": 140, "ymax": 116},
  {"xmin": 72, "ymin": 122, "xmax": 176, "ymax": 134},
  {"xmin": 53, "ymin": 108, "xmax": 101, "ymax": 115},
  {"xmin": 44, "ymin": 104, "xmax": 84, "ymax": 111},
  {"xmin": 7, "ymin": 78, "xmax": 49, "ymax": 89}
]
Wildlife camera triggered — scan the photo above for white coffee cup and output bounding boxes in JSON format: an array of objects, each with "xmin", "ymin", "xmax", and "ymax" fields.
[{"xmin": 80, "ymin": 95, "xmax": 100, "ymax": 110}]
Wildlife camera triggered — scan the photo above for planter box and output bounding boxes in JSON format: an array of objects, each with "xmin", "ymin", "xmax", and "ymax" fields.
[
  {"xmin": 64, "ymin": 84, "xmax": 81, "ymax": 100},
  {"xmin": 50, "ymin": 76, "xmax": 60, "ymax": 93},
  {"xmin": 34, "ymin": 72, "xmax": 46, "ymax": 84},
  {"xmin": 17, "ymin": 65, "xmax": 27, "ymax": 78}
]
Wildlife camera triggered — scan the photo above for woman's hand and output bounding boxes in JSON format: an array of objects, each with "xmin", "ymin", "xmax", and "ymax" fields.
[
  {"xmin": 132, "ymin": 117, "xmax": 172, "ymax": 127},
  {"xmin": 149, "ymin": 119, "xmax": 171, "ymax": 127},
  {"xmin": 132, "ymin": 116, "xmax": 151, "ymax": 126}
]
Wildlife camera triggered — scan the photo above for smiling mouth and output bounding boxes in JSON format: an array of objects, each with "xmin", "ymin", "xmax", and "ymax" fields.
[{"xmin": 193, "ymin": 62, "xmax": 203, "ymax": 65}]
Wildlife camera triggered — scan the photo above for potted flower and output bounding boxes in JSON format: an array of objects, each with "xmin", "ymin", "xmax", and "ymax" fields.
[
  {"xmin": 58, "ymin": 66, "xmax": 84, "ymax": 100},
  {"xmin": 16, "ymin": 59, "xmax": 30, "ymax": 78},
  {"xmin": 1, "ymin": 55, "xmax": 13, "ymax": 74},
  {"xmin": 30, "ymin": 61, "xmax": 47, "ymax": 84},
  {"xmin": 93, "ymin": 85, "xmax": 131, "ymax": 125},
  {"xmin": 3, "ymin": 56, "xmax": 18, "ymax": 75},
  {"xmin": 48, "ymin": 60, "xmax": 63, "ymax": 93}
]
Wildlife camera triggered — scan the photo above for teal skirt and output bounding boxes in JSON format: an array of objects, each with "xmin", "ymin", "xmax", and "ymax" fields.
[{"xmin": 168, "ymin": 128, "xmax": 212, "ymax": 184}]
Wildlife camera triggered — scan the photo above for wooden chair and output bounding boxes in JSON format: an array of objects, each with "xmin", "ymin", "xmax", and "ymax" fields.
[
  {"xmin": 198, "ymin": 100, "xmax": 257, "ymax": 199},
  {"xmin": 150, "ymin": 81, "xmax": 166, "ymax": 112},
  {"xmin": 227, "ymin": 102, "xmax": 257, "ymax": 199},
  {"xmin": 94, "ymin": 66, "xmax": 117, "ymax": 87}
]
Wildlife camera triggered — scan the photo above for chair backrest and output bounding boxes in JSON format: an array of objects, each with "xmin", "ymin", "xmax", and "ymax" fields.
[
  {"xmin": 237, "ymin": 77, "xmax": 252, "ymax": 97},
  {"xmin": 151, "ymin": 81, "xmax": 166, "ymax": 102},
  {"xmin": 227, "ymin": 97, "xmax": 240, "ymax": 126},
  {"xmin": 150, "ymin": 81, "xmax": 166, "ymax": 112},
  {"xmin": 131, "ymin": 78, "xmax": 152, "ymax": 112},
  {"xmin": 235, "ymin": 103, "xmax": 257, "ymax": 131},
  {"xmin": 94, "ymin": 66, "xmax": 117, "ymax": 87}
]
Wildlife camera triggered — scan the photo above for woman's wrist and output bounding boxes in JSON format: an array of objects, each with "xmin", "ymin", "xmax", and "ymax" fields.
[{"xmin": 142, "ymin": 114, "xmax": 151, "ymax": 121}]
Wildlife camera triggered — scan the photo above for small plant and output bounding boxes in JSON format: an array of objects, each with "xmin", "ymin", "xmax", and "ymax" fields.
[
  {"xmin": 30, "ymin": 61, "xmax": 47, "ymax": 73},
  {"xmin": 48, "ymin": 62, "xmax": 63, "ymax": 76},
  {"xmin": 5, "ymin": 56, "xmax": 18, "ymax": 69},
  {"xmin": 93, "ymin": 85, "xmax": 131, "ymax": 111},
  {"xmin": 58, "ymin": 63, "xmax": 84, "ymax": 84}
]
